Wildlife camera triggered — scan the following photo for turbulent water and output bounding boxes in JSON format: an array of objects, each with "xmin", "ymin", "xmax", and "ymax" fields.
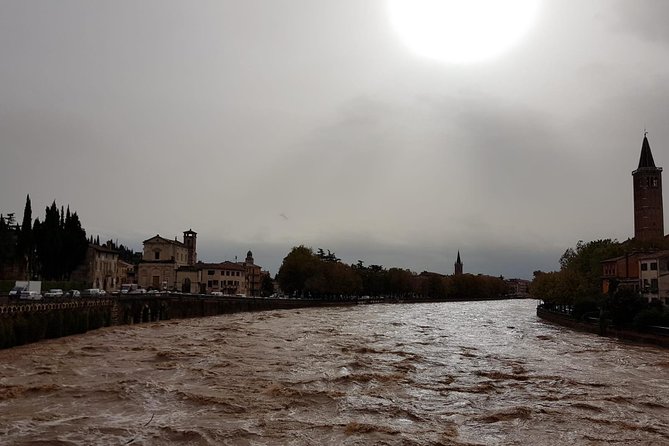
[{"xmin": 0, "ymin": 299, "xmax": 667, "ymax": 445}]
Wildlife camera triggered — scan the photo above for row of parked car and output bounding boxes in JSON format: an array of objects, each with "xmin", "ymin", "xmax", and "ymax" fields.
[
  {"xmin": 7, "ymin": 282, "xmax": 172, "ymax": 301},
  {"xmin": 9, "ymin": 288, "xmax": 110, "ymax": 301}
]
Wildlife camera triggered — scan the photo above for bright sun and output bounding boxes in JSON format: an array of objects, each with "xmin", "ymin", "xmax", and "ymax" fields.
[{"xmin": 388, "ymin": 0, "xmax": 540, "ymax": 64}]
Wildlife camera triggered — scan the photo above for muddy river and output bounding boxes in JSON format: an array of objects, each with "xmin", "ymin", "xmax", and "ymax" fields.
[{"xmin": 0, "ymin": 299, "xmax": 667, "ymax": 445}]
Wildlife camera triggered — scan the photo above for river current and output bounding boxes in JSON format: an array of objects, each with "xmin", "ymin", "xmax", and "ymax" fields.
[{"xmin": 0, "ymin": 299, "xmax": 667, "ymax": 445}]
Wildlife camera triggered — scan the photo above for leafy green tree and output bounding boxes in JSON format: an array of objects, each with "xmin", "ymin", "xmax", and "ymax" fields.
[
  {"xmin": 416, "ymin": 272, "xmax": 446, "ymax": 299},
  {"xmin": 605, "ymin": 287, "xmax": 646, "ymax": 328},
  {"xmin": 353, "ymin": 262, "xmax": 388, "ymax": 297},
  {"xmin": 386, "ymin": 268, "xmax": 415, "ymax": 298},
  {"xmin": 260, "ymin": 273, "xmax": 274, "ymax": 296},
  {"xmin": 277, "ymin": 246, "xmax": 320, "ymax": 297},
  {"xmin": 278, "ymin": 246, "xmax": 362, "ymax": 298},
  {"xmin": 559, "ymin": 239, "xmax": 625, "ymax": 299}
]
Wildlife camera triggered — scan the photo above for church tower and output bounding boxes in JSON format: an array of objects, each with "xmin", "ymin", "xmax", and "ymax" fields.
[
  {"xmin": 454, "ymin": 251, "xmax": 463, "ymax": 275},
  {"xmin": 633, "ymin": 134, "xmax": 664, "ymax": 241},
  {"xmin": 183, "ymin": 229, "xmax": 197, "ymax": 266}
]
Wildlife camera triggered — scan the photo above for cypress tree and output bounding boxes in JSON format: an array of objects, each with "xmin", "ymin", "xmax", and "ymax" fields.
[{"xmin": 17, "ymin": 195, "xmax": 33, "ymax": 278}]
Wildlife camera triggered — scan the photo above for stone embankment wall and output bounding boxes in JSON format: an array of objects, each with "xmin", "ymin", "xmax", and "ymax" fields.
[
  {"xmin": 0, "ymin": 299, "xmax": 112, "ymax": 349},
  {"xmin": 0, "ymin": 294, "xmax": 353, "ymax": 349},
  {"xmin": 536, "ymin": 306, "xmax": 669, "ymax": 348}
]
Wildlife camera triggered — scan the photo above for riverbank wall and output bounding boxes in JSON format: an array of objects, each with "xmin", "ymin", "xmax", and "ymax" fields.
[
  {"xmin": 536, "ymin": 306, "xmax": 669, "ymax": 348},
  {"xmin": 0, "ymin": 294, "xmax": 354, "ymax": 350},
  {"xmin": 0, "ymin": 294, "xmax": 530, "ymax": 350}
]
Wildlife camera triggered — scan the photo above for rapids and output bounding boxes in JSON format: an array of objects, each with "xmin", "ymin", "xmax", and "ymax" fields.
[{"xmin": 0, "ymin": 299, "xmax": 667, "ymax": 445}]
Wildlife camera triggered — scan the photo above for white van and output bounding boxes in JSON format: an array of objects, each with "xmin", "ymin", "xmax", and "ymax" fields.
[{"xmin": 19, "ymin": 290, "xmax": 43, "ymax": 300}]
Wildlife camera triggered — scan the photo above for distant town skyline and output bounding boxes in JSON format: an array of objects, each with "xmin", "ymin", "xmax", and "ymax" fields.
[{"xmin": 3, "ymin": 1, "xmax": 669, "ymax": 279}]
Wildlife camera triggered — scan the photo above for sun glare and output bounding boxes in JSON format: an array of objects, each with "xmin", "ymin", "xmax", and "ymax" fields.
[{"xmin": 388, "ymin": 0, "xmax": 540, "ymax": 64}]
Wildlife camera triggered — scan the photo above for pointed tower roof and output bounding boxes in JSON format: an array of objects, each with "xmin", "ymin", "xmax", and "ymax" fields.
[
  {"xmin": 638, "ymin": 135, "xmax": 656, "ymax": 169},
  {"xmin": 456, "ymin": 251, "xmax": 461, "ymax": 264}
]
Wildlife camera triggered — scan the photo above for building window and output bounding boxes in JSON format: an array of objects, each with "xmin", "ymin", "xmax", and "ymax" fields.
[
  {"xmin": 651, "ymin": 262, "xmax": 658, "ymax": 270},
  {"xmin": 226, "ymin": 271, "xmax": 230, "ymax": 276},
  {"xmin": 154, "ymin": 251, "xmax": 160, "ymax": 260},
  {"xmin": 207, "ymin": 280, "xmax": 212, "ymax": 287},
  {"xmin": 641, "ymin": 263, "xmax": 648, "ymax": 271},
  {"xmin": 213, "ymin": 280, "xmax": 219, "ymax": 286},
  {"xmin": 208, "ymin": 270, "xmax": 215, "ymax": 275}
]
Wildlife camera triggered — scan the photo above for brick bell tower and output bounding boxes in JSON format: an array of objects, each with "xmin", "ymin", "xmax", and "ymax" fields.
[{"xmin": 633, "ymin": 134, "xmax": 664, "ymax": 241}]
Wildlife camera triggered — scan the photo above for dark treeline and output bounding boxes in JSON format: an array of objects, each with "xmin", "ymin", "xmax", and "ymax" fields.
[
  {"xmin": 276, "ymin": 245, "xmax": 509, "ymax": 300},
  {"xmin": 89, "ymin": 237, "xmax": 142, "ymax": 265},
  {"xmin": 0, "ymin": 195, "xmax": 88, "ymax": 280},
  {"xmin": 531, "ymin": 239, "xmax": 669, "ymax": 329}
]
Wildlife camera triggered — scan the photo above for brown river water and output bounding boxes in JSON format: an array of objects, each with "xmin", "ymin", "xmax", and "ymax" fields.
[{"xmin": 0, "ymin": 299, "xmax": 667, "ymax": 445}]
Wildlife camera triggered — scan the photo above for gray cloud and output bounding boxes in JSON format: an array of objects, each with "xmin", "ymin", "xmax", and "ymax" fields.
[{"xmin": 2, "ymin": 1, "xmax": 669, "ymax": 279}]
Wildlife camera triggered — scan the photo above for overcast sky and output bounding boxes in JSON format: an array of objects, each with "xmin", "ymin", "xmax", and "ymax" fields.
[{"xmin": 2, "ymin": 0, "xmax": 668, "ymax": 279}]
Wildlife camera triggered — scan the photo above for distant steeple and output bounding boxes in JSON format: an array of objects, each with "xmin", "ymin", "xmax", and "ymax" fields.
[
  {"xmin": 637, "ymin": 134, "xmax": 656, "ymax": 169},
  {"xmin": 454, "ymin": 251, "xmax": 463, "ymax": 276}
]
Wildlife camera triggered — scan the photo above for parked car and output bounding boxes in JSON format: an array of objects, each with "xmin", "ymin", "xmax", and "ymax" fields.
[
  {"xmin": 19, "ymin": 290, "xmax": 43, "ymax": 301},
  {"xmin": 210, "ymin": 291, "xmax": 224, "ymax": 296},
  {"xmin": 120, "ymin": 284, "xmax": 140, "ymax": 294},
  {"xmin": 81, "ymin": 288, "xmax": 103, "ymax": 297},
  {"xmin": 8, "ymin": 286, "xmax": 26, "ymax": 299},
  {"xmin": 44, "ymin": 289, "xmax": 64, "ymax": 298},
  {"xmin": 65, "ymin": 289, "xmax": 81, "ymax": 298}
]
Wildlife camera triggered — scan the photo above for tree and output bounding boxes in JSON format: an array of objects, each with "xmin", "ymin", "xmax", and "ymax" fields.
[
  {"xmin": 386, "ymin": 268, "xmax": 415, "ymax": 297},
  {"xmin": 559, "ymin": 239, "xmax": 624, "ymax": 299},
  {"xmin": 276, "ymin": 246, "xmax": 319, "ymax": 297},
  {"xmin": 16, "ymin": 194, "xmax": 33, "ymax": 277},
  {"xmin": 277, "ymin": 246, "xmax": 361, "ymax": 298},
  {"xmin": 0, "ymin": 215, "xmax": 17, "ymax": 268},
  {"xmin": 34, "ymin": 201, "xmax": 63, "ymax": 279},
  {"xmin": 62, "ymin": 210, "xmax": 88, "ymax": 279},
  {"xmin": 353, "ymin": 262, "xmax": 388, "ymax": 297},
  {"xmin": 260, "ymin": 273, "xmax": 274, "ymax": 297}
]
